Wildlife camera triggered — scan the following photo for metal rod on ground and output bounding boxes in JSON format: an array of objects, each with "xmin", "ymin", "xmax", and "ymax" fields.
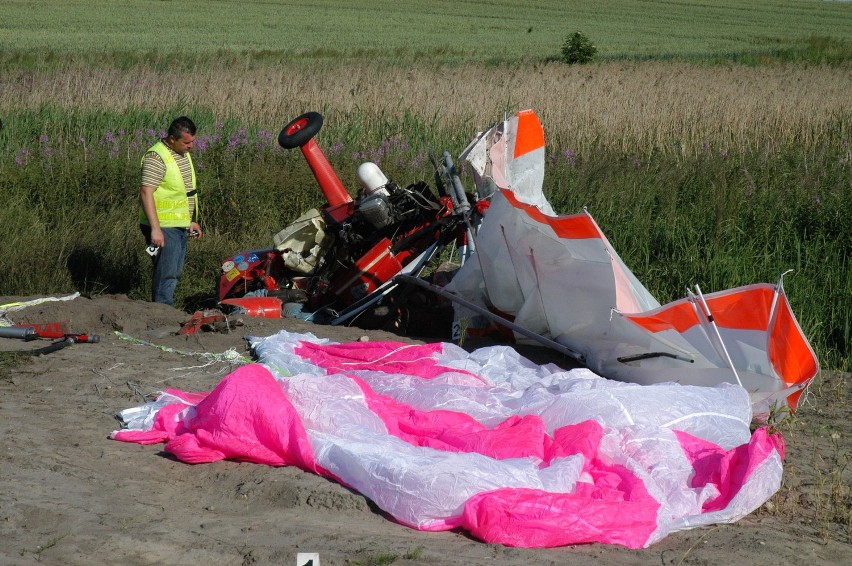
[
  {"xmin": 395, "ymin": 274, "xmax": 585, "ymax": 363},
  {"xmin": 694, "ymin": 284, "xmax": 743, "ymax": 387}
]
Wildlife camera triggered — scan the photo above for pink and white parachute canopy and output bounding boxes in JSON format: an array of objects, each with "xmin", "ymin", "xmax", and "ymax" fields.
[{"xmin": 113, "ymin": 330, "xmax": 784, "ymax": 549}]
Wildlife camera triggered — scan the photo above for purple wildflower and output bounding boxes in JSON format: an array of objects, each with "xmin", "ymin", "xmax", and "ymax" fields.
[
  {"xmin": 158, "ymin": 130, "xmax": 166, "ymax": 138},
  {"xmin": 563, "ymin": 149, "xmax": 576, "ymax": 165},
  {"xmin": 117, "ymin": 129, "xmax": 125, "ymax": 136},
  {"xmin": 77, "ymin": 136, "xmax": 86, "ymax": 143},
  {"xmin": 39, "ymin": 134, "xmax": 49, "ymax": 144},
  {"xmin": 719, "ymin": 149, "xmax": 728, "ymax": 158},
  {"xmin": 215, "ymin": 121, "xmax": 223, "ymax": 130},
  {"xmin": 146, "ymin": 128, "xmax": 155, "ymax": 137},
  {"xmin": 331, "ymin": 141, "xmax": 343, "ymax": 154},
  {"xmin": 14, "ymin": 155, "xmax": 23, "ymax": 167}
]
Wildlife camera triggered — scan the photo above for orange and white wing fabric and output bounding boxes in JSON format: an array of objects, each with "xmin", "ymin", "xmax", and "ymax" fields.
[
  {"xmin": 618, "ymin": 281, "xmax": 818, "ymax": 410},
  {"xmin": 451, "ymin": 109, "xmax": 818, "ymax": 410},
  {"xmin": 461, "ymin": 108, "xmax": 553, "ymax": 214}
]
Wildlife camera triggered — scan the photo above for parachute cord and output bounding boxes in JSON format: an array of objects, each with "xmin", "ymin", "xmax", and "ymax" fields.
[
  {"xmin": 114, "ymin": 331, "xmax": 253, "ymax": 365},
  {"xmin": 336, "ymin": 343, "xmax": 437, "ymax": 366},
  {"xmin": 114, "ymin": 331, "xmax": 293, "ymax": 380}
]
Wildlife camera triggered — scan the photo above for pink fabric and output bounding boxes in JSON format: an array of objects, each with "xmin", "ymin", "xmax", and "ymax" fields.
[
  {"xmin": 352, "ymin": 375, "xmax": 548, "ymax": 460},
  {"xmin": 463, "ymin": 482, "xmax": 659, "ymax": 548},
  {"xmin": 112, "ymin": 402, "xmax": 191, "ymax": 444},
  {"xmin": 295, "ymin": 340, "xmax": 478, "ymax": 380},
  {"xmin": 116, "ymin": 365, "xmax": 317, "ymax": 471},
  {"xmin": 676, "ymin": 427, "xmax": 784, "ymax": 512},
  {"xmin": 113, "ymin": 339, "xmax": 783, "ymax": 549},
  {"xmin": 111, "ymin": 388, "xmax": 206, "ymax": 444},
  {"xmin": 354, "ymin": 376, "xmax": 658, "ymax": 547},
  {"xmin": 458, "ymin": 426, "xmax": 662, "ymax": 548}
]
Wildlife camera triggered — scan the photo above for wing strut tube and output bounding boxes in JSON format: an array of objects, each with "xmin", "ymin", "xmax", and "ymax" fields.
[{"xmin": 694, "ymin": 284, "xmax": 744, "ymax": 387}]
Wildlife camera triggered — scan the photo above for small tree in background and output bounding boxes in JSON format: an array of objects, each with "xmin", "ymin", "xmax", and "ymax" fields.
[{"xmin": 561, "ymin": 31, "xmax": 597, "ymax": 64}]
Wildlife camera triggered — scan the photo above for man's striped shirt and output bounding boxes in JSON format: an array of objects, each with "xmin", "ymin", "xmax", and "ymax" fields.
[{"xmin": 141, "ymin": 144, "xmax": 196, "ymax": 221}]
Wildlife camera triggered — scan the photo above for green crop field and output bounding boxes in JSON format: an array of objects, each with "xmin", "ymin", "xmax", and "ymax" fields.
[{"xmin": 1, "ymin": 0, "xmax": 851, "ymax": 63}]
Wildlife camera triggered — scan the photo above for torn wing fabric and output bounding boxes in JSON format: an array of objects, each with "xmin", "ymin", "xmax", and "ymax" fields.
[
  {"xmin": 113, "ymin": 330, "xmax": 784, "ymax": 549},
  {"xmin": 448, "ymin": 190, "xmax": 818, "ymax": 409},
  {"xmin": 461, "ymin": 108, "xmax": 554, "ymax": 215},
  {"xmin": 450, "ymin": 109, "xmax": 818, "ymax": 409}
]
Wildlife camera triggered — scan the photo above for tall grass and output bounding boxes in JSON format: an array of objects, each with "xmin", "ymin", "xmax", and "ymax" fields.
[
  {"xmin": 2, "ymin": 61, "xmax": 849, "ymax": 156},
  {"xmin": 0, "ymin": 61, "xmax": 848, "ymax": 369}
]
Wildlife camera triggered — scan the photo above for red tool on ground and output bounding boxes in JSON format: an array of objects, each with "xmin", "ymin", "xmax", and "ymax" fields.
[
  {"xmin": 0, "ymin": 324, "xmax": 100, "ymax": 355},
  {"xmin": 178, "ymin": 310, "xmax": 231, "ymax": 335}
]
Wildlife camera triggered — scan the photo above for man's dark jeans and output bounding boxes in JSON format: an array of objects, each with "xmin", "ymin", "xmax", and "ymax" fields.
[{"xmin": 140, "ymin": 225, "xmax": 187, "ymax": 306}]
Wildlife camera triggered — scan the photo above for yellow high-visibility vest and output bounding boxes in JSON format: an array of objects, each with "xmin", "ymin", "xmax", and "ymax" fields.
[{"xmin": 139, "ymin": 141, "xmax": 196, "ymax": 227}]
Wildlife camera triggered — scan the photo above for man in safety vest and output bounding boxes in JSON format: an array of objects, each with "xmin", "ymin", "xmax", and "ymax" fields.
[{"xmin": 139, "ymin": 116, "xmax": 202, "ymax": 306}]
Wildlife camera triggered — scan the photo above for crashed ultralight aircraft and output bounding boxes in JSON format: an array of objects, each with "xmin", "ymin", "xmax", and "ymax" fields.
[
  {"xmin": 112, "ymin": 110, "xmax": 819, "ymax": 549},
  {"xmin": 444, "ymin": 109, "xmax": 818, "ymax": 412},
  {"xmin": 216, "ymin": 109, "xmax": 818, "ymax": 412}
]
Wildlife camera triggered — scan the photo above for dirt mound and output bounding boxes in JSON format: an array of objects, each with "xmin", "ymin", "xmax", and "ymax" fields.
[
  {"xmin": 7, "ymin": 294, "xmax": 187, "ymax": 337},
  {"xmin": 1, "ymin": 293, "xmax": 436, "ymax": 358}
]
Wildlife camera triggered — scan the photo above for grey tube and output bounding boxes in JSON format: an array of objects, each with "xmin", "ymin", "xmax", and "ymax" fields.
[{"xmin": 0, "ymin": 326, "xmax": 37, "ymax": 341}]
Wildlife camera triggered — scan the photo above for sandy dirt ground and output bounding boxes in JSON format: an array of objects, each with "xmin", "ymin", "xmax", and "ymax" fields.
[{"xmin": 0, "ymin": 294, "xmax": 849, "ymax": 566}]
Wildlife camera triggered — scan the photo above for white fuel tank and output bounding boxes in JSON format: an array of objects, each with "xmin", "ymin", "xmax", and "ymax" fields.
[{"xmin": 356, "ymin": 162, "xmax": 390, "ymax": 196}]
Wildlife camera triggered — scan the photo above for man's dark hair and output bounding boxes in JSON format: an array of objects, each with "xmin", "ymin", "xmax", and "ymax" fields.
[{"xmin": 167, "ymin": 116, "xmax": 196, "ymax": 139}]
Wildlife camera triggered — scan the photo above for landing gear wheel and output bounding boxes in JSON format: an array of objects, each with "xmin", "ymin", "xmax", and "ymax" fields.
[{"xmin": 278, "ymin": 111, "xmax": 323, "ymax": 149}]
